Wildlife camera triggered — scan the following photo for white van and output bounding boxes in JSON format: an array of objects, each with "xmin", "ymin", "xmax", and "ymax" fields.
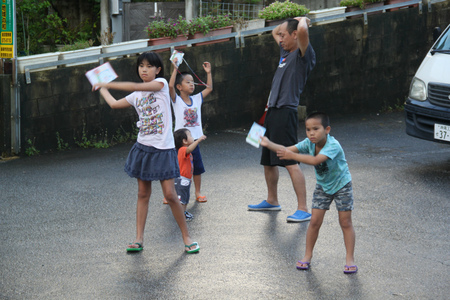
[{"xmin": 405, "ymin": 24, "xmax": 450, "ymax": 144}]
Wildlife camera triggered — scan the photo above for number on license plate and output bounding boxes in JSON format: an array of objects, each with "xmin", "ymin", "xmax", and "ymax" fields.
[{"xmin": 434, "ymin": 123, "xmax": 450, "ymax": 142}]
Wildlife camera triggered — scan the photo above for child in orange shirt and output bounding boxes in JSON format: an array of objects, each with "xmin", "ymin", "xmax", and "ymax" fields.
[{"xmin": 173, "ymin": 128, "xmax": 206, "ymax": 220}]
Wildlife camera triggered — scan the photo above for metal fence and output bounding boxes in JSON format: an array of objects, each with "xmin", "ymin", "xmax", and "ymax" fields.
[{"xmin": 200, "ymin": 1, "xmax": 263, "ymax": 20}]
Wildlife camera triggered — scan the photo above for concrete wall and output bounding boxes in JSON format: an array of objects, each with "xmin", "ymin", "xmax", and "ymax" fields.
[{"xmin": 2, "ymin": 2, "xmax": 450, "ymax": 155}]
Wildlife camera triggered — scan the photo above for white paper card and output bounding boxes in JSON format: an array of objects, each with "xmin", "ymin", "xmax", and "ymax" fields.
[
  {"xmin": 85, "ymin": 62, "xmax": 118, "ymax": 89},
  {"xmin": 170, "ymin": 50, "xmax": 184, "ymax": 67},
  {"xmin": 246, "ymin": 122, "xmax": 266, "ymax": 148}
]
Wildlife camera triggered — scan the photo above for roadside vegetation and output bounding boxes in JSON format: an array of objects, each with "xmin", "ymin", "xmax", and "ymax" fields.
[
  {"xmin": 16, "ymin": 0, "xmax": 100, "ymax": 55},
  {"xmin": 24, "ymin": 126, "xmax": 139, "ymax": 157}
]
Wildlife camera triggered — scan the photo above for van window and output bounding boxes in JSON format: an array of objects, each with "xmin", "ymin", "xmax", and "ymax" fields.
[{"xmin": 433, "ymin": 29, "xmax": 450, "ymax": 51}]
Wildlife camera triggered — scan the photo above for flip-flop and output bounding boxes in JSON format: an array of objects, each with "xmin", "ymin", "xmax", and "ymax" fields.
[
  {"xmin": 185, "ymin": 242, "xmax": 200, "ymax": 254},
  {"xmin": 126, "ymin": 242, "xmax": 143, "ymax": 252},
  {"xmin": 296, "ymin": 261, "xmax": 310, "ymax": 270},
  {"xmin": 196, "ymin": 196, "xmax": 207, "ymax": 203},
  {"xmin": 344, "ymin": 265, "xmax": 358, "ymax": 274},
  {"xmin": 163, "ymin": 198, "xmax": 168, "ymax": 204}
]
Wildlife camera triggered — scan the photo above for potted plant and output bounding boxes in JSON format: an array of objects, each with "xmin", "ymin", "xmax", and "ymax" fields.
[
  {"xmin": 308, "ymin": 7, "xmax": 347, "ymax": 25},
  {"xmin": 102, "ymin": 39, "xmax": 150, "ymax": 59},
  {"xmin": 146, "ymin": 15, "xmax": 190, "ymax": 49},
  {"xmin": 340, "ymin": 0, "xmax": 385, "ymax": 19},
  {"xmin": 385, "ymin": 0, "xmax": 418, "ymax": 12},
  {"xmin": 59, "ymin": 40, "xmax": 102, "ymax": 66},
  {"xmin": 365, "ymin": 0, "xmax": 386, "ymax": 13},
  {"xmin": 258, "ymin": 0, "xmax": 310, "ymax": 27},
  {"xmin": 188, "ymin": 15, "xmax": 234, "ymax": 46},
  {"xmin": 232, "ymin": 18, "xmax": 266, "ymax": 33}
]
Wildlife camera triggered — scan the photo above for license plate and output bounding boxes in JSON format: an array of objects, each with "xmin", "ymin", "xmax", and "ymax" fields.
[{"xmin": 434, "ymin": 123, "xmax": 450, "ymax": 142}]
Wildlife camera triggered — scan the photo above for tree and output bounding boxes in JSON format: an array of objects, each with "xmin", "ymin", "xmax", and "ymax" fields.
[{"xmin": 16, "ymin": 0, "xmax": 100, "ymax": 55}]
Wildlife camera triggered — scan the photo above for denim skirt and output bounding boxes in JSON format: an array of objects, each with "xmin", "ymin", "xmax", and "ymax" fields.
[{"xmin": 124, "ymin": 142, "xmax": 180, "ymax": 181}]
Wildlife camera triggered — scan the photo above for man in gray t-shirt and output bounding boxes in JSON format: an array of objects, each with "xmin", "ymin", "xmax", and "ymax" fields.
[{"xmin": 248, "ymin": 17, "xmax": 316, "ymax": 223}]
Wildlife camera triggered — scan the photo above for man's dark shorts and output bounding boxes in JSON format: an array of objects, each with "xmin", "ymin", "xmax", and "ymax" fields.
[{"xmin": 260, "ymin": 107, "xmax": 299, "ymax": 167}]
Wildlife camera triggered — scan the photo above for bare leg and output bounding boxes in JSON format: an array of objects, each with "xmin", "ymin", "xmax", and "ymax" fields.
[
  {"xmin": 160, "ymin": 179, "xmax": 195, "ymax": 249},
  {"xmin": 339, "ymin": 210, "xmax": 356, "ymax": 270},
  {"xmin": 131, "ymin": 179, "xmax": 152, "ymax": 248},
  {"xmin": 193, "ymin": 174, "xmax": 206, "ymax": 201},
  {"xmin": 264, "ymin": 165, "xmax": 279, "ymax": 205},
  {"xmin": 297, "ymin": 209, "xmax": 326, "ymax": 268},
  {"xmin": 285, "ymin": 164, "xmax": 308, "ymax": 212}
]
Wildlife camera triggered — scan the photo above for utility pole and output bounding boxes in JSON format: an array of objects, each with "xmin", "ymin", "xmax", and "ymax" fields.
[
  {"xmin": 186, "ymin": 0, "xmax": 199, "ymax": 21},
  {"xmin": 100, "ymin": 0, "xmax": 109, "ymax": 44},
  {"xmin": 1, "ymin": 0, "xmax": 20, "ymax": 154}
]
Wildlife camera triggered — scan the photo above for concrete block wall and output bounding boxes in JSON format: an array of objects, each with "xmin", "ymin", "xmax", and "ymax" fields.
[
  {"xmin": 305, "ymin": 9, "xmax": 423, "ymax": 114},
  {"xmin": 2, "ymin": 2, "xmax": 450, "ymax": 155}
]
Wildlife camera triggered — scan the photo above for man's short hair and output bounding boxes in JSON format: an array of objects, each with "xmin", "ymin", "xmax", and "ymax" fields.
[
  {"xmin": 285, "ymin": 18, "xmax": 299, "ymax": 34},
  {"xmin": 306, "ymin": 112, "xmax": 330, "ymax": 128}
]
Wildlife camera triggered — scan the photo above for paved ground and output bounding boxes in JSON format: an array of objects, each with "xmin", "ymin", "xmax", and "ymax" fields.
[{"xmin": 1, "ymin": 111, "xmax": 449, "ymax": 299}]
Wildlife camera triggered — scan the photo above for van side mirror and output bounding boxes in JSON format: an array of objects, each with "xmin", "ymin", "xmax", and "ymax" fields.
[{"xmin": 433, "ymin": 27, "xmax": 442, "ymax": 42}]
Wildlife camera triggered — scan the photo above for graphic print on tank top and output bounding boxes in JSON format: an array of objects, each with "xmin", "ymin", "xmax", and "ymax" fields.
[
  {"xmin": 183, "ymin": 107, "xmax": 199, "ymax": 127},
  {"xmin": 138, "ymin": 92, "xmax": 164, "ymax": 135}
]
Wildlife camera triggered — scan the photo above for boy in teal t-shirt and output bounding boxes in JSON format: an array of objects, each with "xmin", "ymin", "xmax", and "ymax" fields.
[{"xmin": 261, "ymin": 112, "xmax": 357, "ymax": 274}]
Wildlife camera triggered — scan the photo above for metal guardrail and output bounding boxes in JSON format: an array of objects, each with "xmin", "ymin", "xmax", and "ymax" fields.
[{"xmin": 22, "ymin": 0, "xmax": 428, "ymax": 81}]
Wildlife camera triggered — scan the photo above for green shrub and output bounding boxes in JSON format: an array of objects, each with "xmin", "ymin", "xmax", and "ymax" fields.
[
  {"xmin": 258, "ymin": 1, "xmax": 310, "ymax": 21},
  {"xmin": 146, "ymin": 14, "xmax": 234, "ymax": 38},
  {"xmin": 340, "ymin": 0, "xmax": 384, "ymax": 9},
  {"xmin": 17, "ymin": 0, "xmax": 99, "ymax": 55},
  {"xmin": 25, "ymin": 138, "xmax": 39, "ymax": 156},
  {"xmin": 188, "ymin": 15, "xmax": 234, "ymax": 35},
  {"xmin": 146, "ymin": 15, "xmax": 190, "ymax": 39},
  {"xmin": 59, "ymin": 40, "xmax": 94, "ymax": 52}
]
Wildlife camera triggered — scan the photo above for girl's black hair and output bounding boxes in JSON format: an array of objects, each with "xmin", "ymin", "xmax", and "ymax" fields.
[
  {"xmin": 136, "ymin": 52, "xmax": 164, "ymax": 80},
  {"xmin": 174, "ymin": 128, "xmax": 189, "ymax": 149}
]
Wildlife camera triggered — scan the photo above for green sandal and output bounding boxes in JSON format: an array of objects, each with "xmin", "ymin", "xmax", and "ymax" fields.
[
  {"xmin": 126, "ymin": 242, "xmax": 143, "ymax": 252},
  {"xmin": 185, "ymin": 242, "xmax": 200, "ymax": 254}
]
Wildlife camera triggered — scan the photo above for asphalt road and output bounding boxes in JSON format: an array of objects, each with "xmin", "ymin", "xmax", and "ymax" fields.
[{"xmin": 1, "ymin": 111, "xmax": 449, "ymax": 300}]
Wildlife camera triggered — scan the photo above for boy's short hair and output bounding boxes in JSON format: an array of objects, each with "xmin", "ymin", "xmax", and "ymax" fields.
[
  {"xmin": 175, "ymin": 72, "xmax": 191, "ymax": 87},
  {"xmin": 174, "ymin": 128, "xmax": 189, "ymax": 149},
  {"xmin": 306, "ymin": 112, "xmax": 330, "ymax": 128}
]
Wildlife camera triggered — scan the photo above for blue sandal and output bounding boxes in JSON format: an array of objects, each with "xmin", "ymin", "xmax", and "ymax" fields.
[
  {"xmin": 296, "ymin": 261, "xmax": 310, "ymax": 270},
  {"xmin": 248, "ymin": 200, "xmax": 281, "ymax": 211},
  {"xmin": 344, "ymin": 265, "xmax": 358, "ymax": 274}
]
